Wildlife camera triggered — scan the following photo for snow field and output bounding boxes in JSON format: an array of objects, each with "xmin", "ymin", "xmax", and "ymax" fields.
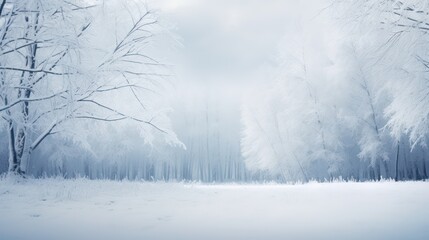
[{"xmin": 0, "ymin": 178, "xmax": 428, "ymax": 240}]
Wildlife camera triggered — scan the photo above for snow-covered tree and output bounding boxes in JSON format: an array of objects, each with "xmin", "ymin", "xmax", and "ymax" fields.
[
  {"xmin": 241, "ymin": 25, "xmax": 345, "ymax": 182},
  {"xmin": 0, "ymin": 0, "xmax": 179, "ymax": 176},
  {"xmin": 331, "ymin": 42, "xmax": 393, "ymax": 180},
  {"xmin": 337, "ymin": 0, "xmax": 429, "ymax": 180},
  {"xmin": 241, "ymin": 0, "xmax": 429, "ymax": 182}
]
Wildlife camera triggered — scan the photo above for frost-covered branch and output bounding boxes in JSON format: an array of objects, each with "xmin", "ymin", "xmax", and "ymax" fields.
[
  {"xmin": 0, "ymin": 91, "xmax": 67, "ymax": 112},
  {"xmin": 0, "ymin": 66, "xmax": 75, "ymax": 75},
  {"xmin": 78, "ymin": 99, "xmax": 167, "ymax": 134}
]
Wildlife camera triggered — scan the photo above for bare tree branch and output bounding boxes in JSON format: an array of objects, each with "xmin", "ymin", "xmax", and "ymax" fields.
[
  {"xmin": 0, "ymin": 91, "xmax": 67, "ymax": 112},
  {"xmin": 0, "ymin": 66, "xmax": 76, "ymax": 75},
  {"xmin": 79, "ymin": 99, "xmax": 167, "ymax": 133}
]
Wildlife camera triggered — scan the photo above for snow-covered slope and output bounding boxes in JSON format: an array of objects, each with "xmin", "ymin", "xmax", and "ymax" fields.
[{"xmin": 0, "ymin": 179, "xmax": 428, "ymax": 240}]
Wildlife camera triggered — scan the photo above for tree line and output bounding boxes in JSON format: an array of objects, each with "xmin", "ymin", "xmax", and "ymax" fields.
[
  {"xmin": 2, "ymin": 0, "xmax": 428, "ymax": 183},
  {"xmin": 241, "ymin": 0, "xmax": 429, "ymax": 182}
]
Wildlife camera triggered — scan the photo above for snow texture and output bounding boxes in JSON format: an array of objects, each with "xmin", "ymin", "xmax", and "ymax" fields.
[{"xmin": 0, "ymin": 178, "xmax": 428, "ymax": 240}]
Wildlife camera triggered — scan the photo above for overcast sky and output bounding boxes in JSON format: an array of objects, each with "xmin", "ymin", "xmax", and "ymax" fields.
[{"xmin": 152, "ymin": 0, "xmax": 331, "ymax": 85}]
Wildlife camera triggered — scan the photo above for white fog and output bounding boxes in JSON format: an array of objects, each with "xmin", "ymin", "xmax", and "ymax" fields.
[{"xmin": 0, "ymin": 0, "xmax": 428, "ymax": 239}]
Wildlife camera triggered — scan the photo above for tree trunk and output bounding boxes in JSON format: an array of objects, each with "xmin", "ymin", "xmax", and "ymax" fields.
[
  {"xmin": 369, "ymin": 166, "xmax": 375, "ymax": 180},
  {"xmin": 422, "ymin": 154, "xmax": 428, "ymax": 180},
  {"xmin": 395, "ymin": 142, "xmax": 400, "ymax": 181},
  {"xmin": 375, "ymin": 160, "xmax": 381, "ymax": 181},
  {"xmin": 382, "ymin": 160, "xmax": 389, "ymax": 179},
  {"xmin": 414, "ymin": 160, "xmax": 422, "ymax": 180},
  {"xmin": 14, "ymin": 11, "xmax": 39, "ymax": 175},
  {"xmin": 7, "ymin": 120, "xmax": 19, "ymax": 173},
  {"xmin": 4, "ymin": 93, "xmax": 22, "ymax": 174}
]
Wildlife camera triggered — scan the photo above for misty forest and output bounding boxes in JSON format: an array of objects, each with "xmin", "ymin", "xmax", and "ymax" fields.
[{"xmin": 1, "ymin": 1, "xmax": 429, "ymax": 240}]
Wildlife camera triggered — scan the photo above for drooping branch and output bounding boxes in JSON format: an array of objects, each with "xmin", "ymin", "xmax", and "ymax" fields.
[
  {"xmin": 30, "ymin": 120, "xmax": 59, "ymax": 151},
  {"xmin": 78, "ymin": 99, "xmax": 167, "ymax": 133},
  {"xmin": 0, "ymin": 90, "xmax": 67, "ymax": 112},
  {"xmin": 0, "ymin": 66, "xmax": 76, "ymax": 75},
  {"xmin": 75, "ymin": 115, "xmax": 127, "ymax": 122}
]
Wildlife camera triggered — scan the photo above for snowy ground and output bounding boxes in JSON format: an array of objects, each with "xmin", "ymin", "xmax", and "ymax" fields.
[{"xmin": 0, "ymin": 178, "xmax": 428, "ymax": 240}]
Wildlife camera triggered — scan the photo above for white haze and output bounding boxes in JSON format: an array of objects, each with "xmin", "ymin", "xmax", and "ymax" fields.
[
  {"xmin": 2, "ymin": 0, "xmax": 429, "ymax": 183},
  {"xmin": 0, "ymin": 0, "xmax": 335, "ymax": 180}
]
